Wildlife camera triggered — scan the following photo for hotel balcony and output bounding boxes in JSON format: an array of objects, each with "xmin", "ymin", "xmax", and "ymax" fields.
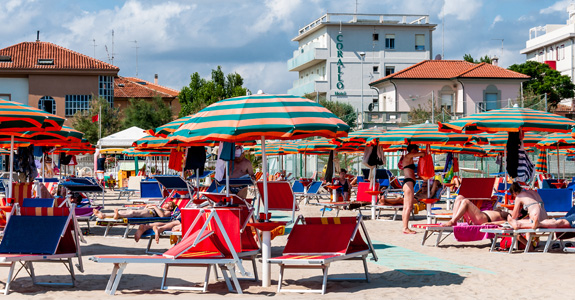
[
  {"xmin": 287, "ymin": 42, "xmax": 328, "ymax": 72},
  {"xmin": 287, "ymin": 74, "xmax": 328, "ymax": 96}
]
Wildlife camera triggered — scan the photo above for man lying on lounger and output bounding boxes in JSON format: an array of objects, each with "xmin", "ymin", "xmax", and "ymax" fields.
[
  {"xmin": 134, "ymin": 220, "xmax": 181, "ymax": 243},
  {"xmin": 93, "ymin": 201, "xmax": 176, "ymax": 220},
  {"xmin": 441, "ymin": 195, "xmax": 510, "ymax": 227}
]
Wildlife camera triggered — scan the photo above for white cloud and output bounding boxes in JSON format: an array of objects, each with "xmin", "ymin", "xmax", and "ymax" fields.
[
  {"xmin": 540, "ymin": 0, "xmax": 571, "ymax": 14},
  {"xmin": 490, "ymin": 15, "xmax": 503, "ymax": 29},
  {"xmin": 234, "ymin": 61, "xmax": 297, "ymax": 94},
  {"xmin": 441, "ymin": 0, "xmax": 482, "ymax": 21}
]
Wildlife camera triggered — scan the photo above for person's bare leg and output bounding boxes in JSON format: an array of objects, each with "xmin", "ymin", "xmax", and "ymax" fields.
[
  {"xmin": 444, "ymin": 198, "xmax": 483, "ymax": 226},
  {"xmin": 153, "ymin": 225, "xmax": 160, "ymax": 244},
  {"xmin": 507, "ymin": 216, "xmax": 536, "ymax": 230},
  {"xmin": 113, "ymin": 208, "xmax": 120, "ymax": 219},
  {"xmin": 402, "ymin": 182, "xmax": 416, "ymax": 234}
]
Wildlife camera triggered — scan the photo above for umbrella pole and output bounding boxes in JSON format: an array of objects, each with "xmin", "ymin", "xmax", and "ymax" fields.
[
  {"xmin": 557, "ymin": 145, "xmax": 560, "ymax": 179},
  {"xmin": 260, "ymin": 136, "xmax": 272, "ymax": 288},
  {"xmin": 8, "ymin": 135, "xmax": 14, "ymax": 199},
  {"xmin": 225, "ymin": 161, "xmax": 230, "ymax": 197}
]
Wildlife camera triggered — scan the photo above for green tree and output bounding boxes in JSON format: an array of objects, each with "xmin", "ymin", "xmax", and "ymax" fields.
[
  {"xmin": 508, "ymin": 61, "xmax": 575, "ymax": 109},
  {"xmin": 302, "ymin": 94, "xmax": 357, "ymax": 128},
  {"xmin": 123, "ymin": 96, "xmax": 174, "ymax": 130},
  {"xmin": 408, "ymin": 99, "xmax": 451, "ymax": 124},
  {"xmin": 463, "ymin": 54, "xmax": 492, "ymax": 64},
  {"xmin": 178, "ymin": 66, "xmax": 249, "ymax": 116},
  {"xmin": 71, "ymin": 97, "xmax": 123, "ymax": 145}
]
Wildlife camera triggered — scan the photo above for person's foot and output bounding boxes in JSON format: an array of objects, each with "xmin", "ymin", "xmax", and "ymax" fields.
[
  {"xmin": 532, "ymin": 218, "xmax": 539, "ymax": 230},
  {"xmin": 93, "ymin": 208, "xmax": 104, "ymax": 219},
  {"xmin": 508, "ymin": 217, "xmax": 519, "ymax": 230},
  {"xmin": 153, "ymin": 226, "xmax": 160, "ymax": 244},
  {"xmin": 134, "ymin": 226, "xmax": 147, "ymax": 243},
  {"xmin": 113, "ymin": 208, "xmax": 120, "ymax": 220},
  {"xmin": 441, "ymin": 221, "xmax": 454, "ymax": 227},
  {"xmin": 403, "ymin": 228, "xmax": 417, "ymax": 234}
]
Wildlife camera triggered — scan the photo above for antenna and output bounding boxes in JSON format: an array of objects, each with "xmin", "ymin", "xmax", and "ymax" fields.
[
  {"xmin": 104, "ymin": 45, "xmax": 111, "ymax": 64},
  {"xmin": 492, "ymin": 38, "xmax": 504, "ymax": 61},
  {"xmin": 355, "ymin": 0, "xmax": 358, "ymax": 15},
  {"xmin": 111, "ymin": 30, "xmax": 115, "ymax": 66},
  {"xmin": 132, "ymin": 40, "xmax": 139, "ymax": 77},
  {"xmin": 442, "ymin": 4, "xmax": 445, "ymax": 59},
  {"xmin": 92, "ymin": 39, "xmax": 97, "ymax": 58}
]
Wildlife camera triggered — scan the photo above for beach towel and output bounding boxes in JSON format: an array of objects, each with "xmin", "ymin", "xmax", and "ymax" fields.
[{"xmin": 453, "ymin": 224, "xmax": 499, "ymax": 242}]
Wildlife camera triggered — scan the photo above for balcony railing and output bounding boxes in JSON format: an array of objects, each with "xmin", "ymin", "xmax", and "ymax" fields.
[{"xmin": 287, "ymin": 43, "xmax": 327, "ymax": 71}]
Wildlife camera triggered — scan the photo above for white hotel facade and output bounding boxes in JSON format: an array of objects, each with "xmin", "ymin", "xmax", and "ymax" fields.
[{"xmin": 287, "ymin": 13, "xmax": 436, "ymax": 127}]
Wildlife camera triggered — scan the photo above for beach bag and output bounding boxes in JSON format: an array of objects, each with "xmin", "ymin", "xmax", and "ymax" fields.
[{"xmin": 418, "ymin": 153, "xmax": 435, "ymax": 180}]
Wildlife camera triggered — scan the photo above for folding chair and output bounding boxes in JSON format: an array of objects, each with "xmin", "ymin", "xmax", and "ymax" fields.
[
  {"xmin": 21, "ymin": 198, "xmax": 55, "ymax": 208},
  {"xmin": 91, "ymin": 207, "xmax": 257, "ymax": 295},
  {"xmin": 127, "ymin": 180, "xmax": 164, "ymax": 204},
  {"xmin": 268, "ymin": 215, "xmax": 377, "ymax": 294},
  {"xmin": 0, "ymin": 206, "xmax": 83, "ymax": 294},
  {"xmin": 255, "ymin": 181, "xmax": 298, "ymax": 224}
]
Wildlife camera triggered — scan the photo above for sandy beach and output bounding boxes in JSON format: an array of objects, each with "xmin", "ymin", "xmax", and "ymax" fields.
[{"xmin": 5, "ymin": 190, "xmax": 575, "ymax": 300}]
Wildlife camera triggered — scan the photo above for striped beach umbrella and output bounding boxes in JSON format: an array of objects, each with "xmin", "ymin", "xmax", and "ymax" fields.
[
  {"xmin": 146, "ymin": 115, "xmax": 194, "ymax": 137},
  {"xmin": 379, "ymin": 122, "xmax": 484, "ymax": 147},
  {"xmin": 297, "ymin": 138, "xmax": 339, "ymax": 154},
  {"xmin": 439, "ymin": 106, "xmax": 575, "ymax": 134},
  {"xmin": 536, "ymin": 132, "xmax": 575, "ymax": 150},
  {"xmin": 122, "ymin": 147, "xmax": 170, "ymax": 157},
  {"xmin": 345, "ymin": 128, "xmax": 386, "ymax": 146},
  {"xmin": 253, "ymin": 141, "xmax": 298, "ymax": 156},
  {"xmin": 0, "ymin": 99, "xmax": 65, "ymax": 133},
  {"xmin": 482, "ymin": 132, "xmax": 544, "ymax": 147},
  {"xmin": 535, "ymin": 150, "xmax": 548, "ymax": 174},
  {"xmin": 165, "ymin": 93, "xmax": 349, "ymax": 287}
]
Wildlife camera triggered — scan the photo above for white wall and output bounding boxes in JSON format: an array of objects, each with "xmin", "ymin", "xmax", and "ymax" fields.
[{"xmin": 0, "ymin": 78, "xmax": 29, "ymax": 104}]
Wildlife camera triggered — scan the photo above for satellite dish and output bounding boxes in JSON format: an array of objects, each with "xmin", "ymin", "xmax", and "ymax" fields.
[
  {"xmin": 368, "ymin": 103, "xmax": 374, "ymax": 112},
  {"xmin": 434, "ymin": 54, "xmax": 442, "ymax": 60}
]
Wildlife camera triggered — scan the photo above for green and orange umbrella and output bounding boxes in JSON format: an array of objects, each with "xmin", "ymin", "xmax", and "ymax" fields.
[
  {"xmin": 122, "ymin": 147, "xmax": 170, "ymax": 157},
  {"xmin": 379, "ymin": 122, "xmax": 485, "ymax": 147},
  {"xmin": 0, "ymin": 99, "xmax": 66, "ymax": 133},
  {"xmin": 146, "ymin": 115, "xmax": 194, "ymax": 137},
  {"xmin": 253, "ymin": 141, "xmax": 298, "ymax": 156},
  {"xmin": 481, "ymin": 132, "xmax": 544, "ymax": 147},
  {"xmin": 439, "ymin": 106, "xmax": 575, "ymax": 134},
  {"xmin": 535, "ymin": 150, "xmax": 548, "ymax": 174}
]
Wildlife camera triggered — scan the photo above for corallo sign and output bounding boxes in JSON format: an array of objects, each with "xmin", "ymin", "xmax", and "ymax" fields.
[{"xmin": 336, "ymin": 34, "xmax": 344, "ymax": 90}]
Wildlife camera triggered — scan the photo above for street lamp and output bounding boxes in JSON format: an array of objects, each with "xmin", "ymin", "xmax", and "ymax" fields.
[{"xmin": 359, "ymin": 52, "xmax": 365, "ymax": 129}]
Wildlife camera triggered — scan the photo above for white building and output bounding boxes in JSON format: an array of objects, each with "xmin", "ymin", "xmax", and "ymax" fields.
[
  {"xmin": 521, "ymin": 4, "xmax": 575, "ymax": 81},
  {"xmin": 287, "ymin": 13, "xmax": 436, "ymax": 127}
]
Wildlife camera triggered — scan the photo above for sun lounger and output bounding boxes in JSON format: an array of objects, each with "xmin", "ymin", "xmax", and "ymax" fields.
[
  {"xmin": 90, "ymin": 207, "xmax": 258, "ymax": 295},
  {"xmin": 0, "ymin": 206, "xmax": 83, "ymax": 294},
  {"xmin": 538, "ymin": 188, "xmax": 573, "ymax": 218},
  {"xmin": 268, "ymin": 215, "xmax": 377, "ymax": 294},
  {"xmin": 255, "ymin": 181, "xmax": 298, "ymax": 224},
  {"xmin": 412, "ymin": 223, "xmax": 499, "ymax": 246},
  {"xmin": 127, "ymin": 179, "xmax": 164, "ymax": 204}
]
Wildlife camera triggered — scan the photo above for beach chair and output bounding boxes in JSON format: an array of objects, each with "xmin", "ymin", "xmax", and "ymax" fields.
[
  {"xmin": 255, "ymin": 181, "xmax": 298, "ymax": 224},
  {"xmin": 10, "ymin": 182, "xmax": 33, "ymax": 207},
  {"xmin": 90, "ymin": 207, "xmax": 258, "ymax": 295},
  {"xmin": 117, "ymin": 176, "xmax": 143, "ymax": 201},
  {"xmin": 21, "ymin": 197, "xmax": 55, "ymax": 208},
  {"xmin": 268, "ymin": 215, "xmax": 377, "ymax": 294},
  {"xmin": 0, "ymin": 206, "xmax": 83, "ymax": 294},
  {"xmin": 538, "ymin": 188, "xmax": 573, "ymax": 218},
  {"xmin": 127, "ymin": 179, "xmax": 164, "ymax": 204}
]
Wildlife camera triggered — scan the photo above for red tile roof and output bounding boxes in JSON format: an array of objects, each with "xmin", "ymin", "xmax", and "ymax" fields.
[
  {"xmin": 0, "ymin": 41, "xmax": 118, "ymax": 71},
  {"xmin": 370, "ymin": 60, "xmax": 530, "ymax": 85},
  {"xmin": 114, "ymin": 77, "xmax": 179, "ymax": 99}
]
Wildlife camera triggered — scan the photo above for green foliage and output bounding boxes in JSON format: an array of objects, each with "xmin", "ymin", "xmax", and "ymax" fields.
[
  {"xmin": 244, "ymin": 151, "xmax": 262, "ymax": 172},
  {"xmin": 302, "ymin": 93, "xmax": 357, "ymax": 128},
  {"xmin": 508, "ymin": 61, "xmax": 575, "ymax": 109},
  {"xmin": 463, "ymin": 54, "xmax": 492, "ymax": 64},
  {"xmin": 408, "ymin": 99, "xmax": 451, "ymax": 124},
  {"xmin": 317, "ymin": 152, "xmax": 359, "ymax": 175},
  {"xmin": 71, "ymin": 97, "xmax": 123, "ymax": 145},
  {"xmin": 178, "ymin": 66, "xmax": 249, "ymax": 116},
  {"xmin": 123, "ymin": 96, "xmax": 174, "ymax": 130}
]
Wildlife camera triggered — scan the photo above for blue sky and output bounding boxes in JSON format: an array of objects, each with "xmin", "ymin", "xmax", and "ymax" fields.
[{"xmin": 0, "ymin": 0, "xmax": 572, "ymax": 94}]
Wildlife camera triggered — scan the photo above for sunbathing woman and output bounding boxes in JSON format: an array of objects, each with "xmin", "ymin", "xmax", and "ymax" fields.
[
  {"xmin": 508, "ymin": 214, "xmax": 575, "ymax": 229},
  {"xmin": 401, "ymin": 144, "xmax": 425, "ymax": 234},
  {"xmin": 441, "ymin": 195, "xmax": 510, "ymax": 227},
  {"xmin": 507, "ymin": 182, "xmax": 548, "ymax": 229},
  {"xmin": 93, "ymin": 201, "xmax": 176, "ymax": 220}
]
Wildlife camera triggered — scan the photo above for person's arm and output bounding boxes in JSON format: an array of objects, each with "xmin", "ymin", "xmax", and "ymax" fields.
[
  {"xmin": 510, "ymin": 197, "xmax": 522, "ymax": 219},
  {"xmin": 154, "ymin": 206, "xmax": 172, "ymax": 218}
]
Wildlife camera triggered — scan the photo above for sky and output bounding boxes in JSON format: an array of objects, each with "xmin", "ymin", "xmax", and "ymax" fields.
[{"xmin": 1, "ymin": 0, "xmax": 573, "ymax": 95}]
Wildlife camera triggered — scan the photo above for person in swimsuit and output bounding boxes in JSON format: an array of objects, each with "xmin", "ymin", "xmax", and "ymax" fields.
[
  {"xmin": 507, "ymin": 182, "xmax": 548, "ymax": 229},
  {"xmin": 401, "ymin": 144, "xmax": 425, "ymax": 234},
  {"xmin": 333, "ymin": 169, "xmax": 351, "ymax": 201},
  {"xmin": 93, "ymin": 201, "xmax": 176, "ymax": 220},
  {"xmin": 508, "ymin": 214, "xmax": 575, "ymax": 229},
  {"xmin": 442, "ymin": 195, "xmax": 510, "ymax": 226}
]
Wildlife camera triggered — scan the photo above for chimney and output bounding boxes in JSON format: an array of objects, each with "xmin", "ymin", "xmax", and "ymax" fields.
[
  {"xmin": 154, "ymin": 74, "xmax": 158, "ymax": 85},
  {"xmin": 36, "ymin": 30, "xmax": 40, "ymax": 42},
  {"xmin": 491, "ymin": 56, "xmax": 499, "ymax": 66}
]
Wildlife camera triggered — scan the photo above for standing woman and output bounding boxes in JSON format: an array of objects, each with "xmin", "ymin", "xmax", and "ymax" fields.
[{"xmin": 401, "ymin": 144, "xmax": 424, "ymax": 234}]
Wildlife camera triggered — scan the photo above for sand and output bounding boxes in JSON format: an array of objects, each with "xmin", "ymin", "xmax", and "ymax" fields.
[{"xmin": 4, "ymin": 190, "xmax": 575, "ymax": 299}]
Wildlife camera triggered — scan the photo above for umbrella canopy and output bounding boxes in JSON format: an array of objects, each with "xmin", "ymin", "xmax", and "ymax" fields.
[
  {"xmin": 536, "ymin": 132, "xmax": 575, "ymax": 150},
  {"xmin": 167, "ymin": 94, "xmax": 349, "ymax": 143},
  {"xmin": 535, "ymin": 150, "xmax": 548, "ymax": 174},
  {"xmin": 122, "ymin": 147, "xmax": 170, "ymax": 157},
  {"xmin": 439, "ymin": 106, "xmax": 575, "ymax": 134},
  {"xmin": 0, "ymin": 99, "xmax": 66, "ymax": 133},
  {"xmin": 253, "ymin": 141, "xmax": 298, "ymax": 156},
  {"xmin": 482, "ymin": 132, "xmax": 544, "ymax": 147},
  {"xmin": 297, "ymin": 138, "xmax": 339, "ymax": 154},
  {"xmin": 379, "ymin": 122, "xmax": 485, "ymax": 146},
  {"xmin": 345, "ymin": 128, "xmax": 386, "ymax": 146},
  {"xmin": 146, "ymin": 115, "xmax": 194, "ymax": 137}
]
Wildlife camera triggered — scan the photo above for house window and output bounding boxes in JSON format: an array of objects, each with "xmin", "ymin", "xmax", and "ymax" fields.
[
  {"xmin": 373, "ymin": 33, "xmax": 379, "ymax": 41},
  {"xmin": 0, "ymin": 94, "xmax": 10, "ymax": 101},
  {"xmin": 415, "ymin": 34, "xmax": 425, "ymax": 51},
  {"xmin": 560, "ymin": 45, "xmax": 565, "ymax": 60},
  {"xmin": 65, "ymin": 95, "xmax": 92, "ymax": 116},
  {"xmin": 38, "ymin": 96, "xmax": 56, "ymax": 115},
  {"xmin": 99, "ymin": 75, "xmax": 114, "ymax": 107},
  {"xmin": 385, "ymin": 66, "xmax": 395, "ymax": 76},
  {"xmin": 373, "ymin": 66, "xmax": 379, "ymax": 73},
  {"xmin": 385, "ymin": 34, "xmax": 395, "ymax": 49}
]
